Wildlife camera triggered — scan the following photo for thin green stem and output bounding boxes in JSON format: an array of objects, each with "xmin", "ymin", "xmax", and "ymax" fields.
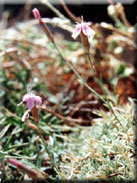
[
  {"xmin": 55, "ymin": 41, "xmax": 127, "ymax": 132},
  {"xmin": 86, "ymin": 54, "xmax": 97, "ymax": 76},
  {"xmin": 39, "ymin": 0, "xmax": 66, "ymax": 20},
  {"xmin": 45, "ymin": 25, "xmax": 125, "ymax": 131},
  {"xmin": 96, "ymin": 77, "xmax": 126, "ymax": 131},
  {"xmin": 37, "ymin": 124, "xmax": 61, "ymax": 178},
  {"xmin": 54, "ymin": 43, "xmax": 105, "ymax": 102},
  {"xmin": 85, "ymin": 53, "xmax": 126, "ymax": 130}
]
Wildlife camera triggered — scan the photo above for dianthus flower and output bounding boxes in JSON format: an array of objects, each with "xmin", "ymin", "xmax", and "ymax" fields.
[
  {"xmin": 19, "ymin": 86, "xmax": 42, "ymax": 110},
  {"xmin": 22, "ymin": 92, "xmax": 42, "ymax": 110},
  {"xmin": 72, "ymin": 16, "xmax": 95, "ymax": 39}
]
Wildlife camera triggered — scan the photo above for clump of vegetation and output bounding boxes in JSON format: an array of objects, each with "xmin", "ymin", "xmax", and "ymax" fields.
[{"xmin": 0, "ymin": 0, "xmax": 136, "ymax": 182}]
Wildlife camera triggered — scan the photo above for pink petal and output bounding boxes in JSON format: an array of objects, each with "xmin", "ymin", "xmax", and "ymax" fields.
[
  {"xmin": 34, "ymin": 96, "xmax": 42, "ymax": 106},
  {"xmin": 22, "ymin": 92, "xmax": 42, "ymax": 109},
  {"xmin": 72, "ymin": 24, "xmax": 81, "ymax": 39},
  {"xmin": 82, "ymin": 24, "xmax": 95, "ymax": 37},
  {"xmin": 22, "ymin": 93, "xmax": 29, "ymax": 102},
  {"xmin": 26, "ymin": 98, "xmax": 35, "ymax": 110}
]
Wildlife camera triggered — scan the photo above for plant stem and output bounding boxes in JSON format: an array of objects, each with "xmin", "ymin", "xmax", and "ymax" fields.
[
  {"xmin": 54, "ymin": 43, "xmax": 105, "ymax": 102},
  {"xmin": 86, "ymin": 51, "xmax": 127, "ymax": 130},
  {"xmin": 86, "ymin": 54, "xmax": 97, "ymax": 76},
  {"xmin": 96, "ymin": 77, "xmax": 126, "ymax": 131},
  {"xmin": 54, "ymin": 41, "xmax": 125, "ymax": 130},
  {"xmin": 39, "ymin": 0, "xmax": 66, "ymax": 20},
  {"xmin": 37, "ymin": 124, "xmax": 61, "ymax": 178}
]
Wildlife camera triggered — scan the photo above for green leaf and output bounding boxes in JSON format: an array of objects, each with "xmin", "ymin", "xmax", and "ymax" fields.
[{"xmin": 0, "ymin": 124, "xmax": 10, "ymax": 139}]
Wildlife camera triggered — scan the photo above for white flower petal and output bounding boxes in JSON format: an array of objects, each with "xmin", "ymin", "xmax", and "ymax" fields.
[
  {"xmin": 72, "ymin": 24, "xmax": 81, "ymax": 39},
  {"xmin": 22, "ymin": 109, "xmax": 30, "ymax": 122},
  {"xmin": 34, "ymin": 96, "xmax": 42, "ymax": 106},
  {"xmin": 82, "ymin": 24, "xmax": 95, "ymax": 38}
]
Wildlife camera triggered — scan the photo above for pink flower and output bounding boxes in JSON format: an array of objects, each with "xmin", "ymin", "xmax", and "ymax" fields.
[
  {"xmin": 72, "ymin": 16, "xmax": 95, "ymax": 39},
  {"xmin": 18, "ymin": 86, "xmax": 42, "ymax": 110},
  {"xmin": 22, "ymin": 92, "xmax": 42, "ymax": 110},
  {"xmin": 32, "ymin": 8, "xmax": 42, "ymax": 22}
]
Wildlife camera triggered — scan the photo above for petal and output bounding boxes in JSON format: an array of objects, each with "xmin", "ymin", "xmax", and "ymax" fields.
[
  {"xmin": 22, "ymin": 109, "xmax": 30, "ymax": 122},
  {"xmin": 22, "ymin": 93, "xmax": 29, "ymax": 102},
  {"xmin": 82, "ymin": 24, "xmax": 95, "ymax": 37},
  {"xmin": 34, "ymin": 96, "xmax": 42, "ymax": 106},
  {"xmin": 72, "ymin": 24, "xmax": 81, "ymax": 39},
  {"xmin": 26, "ymin": 98, "xmax": 35, "ymax": 110}
]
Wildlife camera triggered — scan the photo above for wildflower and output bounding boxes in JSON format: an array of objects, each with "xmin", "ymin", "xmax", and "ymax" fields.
[
  {"xmin": 22, "ymin": 92, "xmax": 42, "ymax": 110},
  {"xmin": 72, "ymin": 16, "xmax": 95, "ymax": 39},
  {"xmin": 19, "ymin": 86, "xmax": 42, "ymax": 110}
]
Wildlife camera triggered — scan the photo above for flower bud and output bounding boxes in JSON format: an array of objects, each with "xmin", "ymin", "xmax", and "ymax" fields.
[
  {"xmin": 32, "ymin": 8, "xmax": 54, "ymax": 43},
  {"xmin": 32, "ymin": 8, "xmax": 42, "ymax": 22}
]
